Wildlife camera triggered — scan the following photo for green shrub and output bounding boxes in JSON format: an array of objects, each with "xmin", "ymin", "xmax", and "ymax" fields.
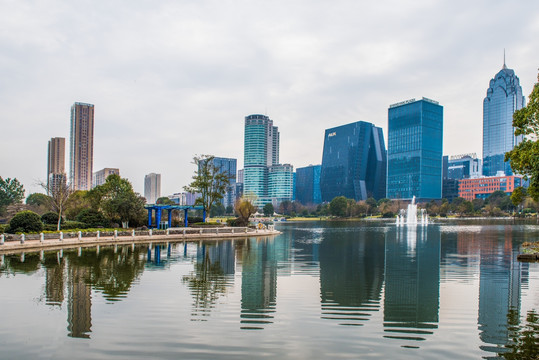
[
  {"xmin": 41, "ymin": 212, "xmax": 62, "ymax": 225},
  {"xmin": 226, "ymin": 218, "xmax": 238, "ymax": 227},
  {"xmin": 62, "ymin": 221, "xmax": 88, "ymax": 230},
  {"xmin": 0, "ymin": 224, "xmax": 7, "ymax": 233},
  {"xmin": 187, "ymin": 216, "xmax": 204, "ymax": 224},
  {"xmin": 191, "ymin": 222, "xmax": 223, "ymax": 227},
  {"xmin": 8, "ymin": 210, "xmax": 43, "ymax": 233},
  {"xmin": 75, "ymin": 208, "xmax": 109, "ymax": 228}
]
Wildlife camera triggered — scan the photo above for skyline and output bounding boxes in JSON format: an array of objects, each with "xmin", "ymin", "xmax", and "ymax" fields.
[{"xmin": 1, "ymin": 1, "xmax": 538, "ymax": 197}]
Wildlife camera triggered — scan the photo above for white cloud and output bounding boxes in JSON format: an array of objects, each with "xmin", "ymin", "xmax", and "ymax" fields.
[{"xmin": 1, "ymin": 0, "xmax": 538, "ymax": 197}]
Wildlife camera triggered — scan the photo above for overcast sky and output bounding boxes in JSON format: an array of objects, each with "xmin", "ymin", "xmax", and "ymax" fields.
[{"xmin": 1, "ymin": 0, "xmax": 538, "ymax": 197}]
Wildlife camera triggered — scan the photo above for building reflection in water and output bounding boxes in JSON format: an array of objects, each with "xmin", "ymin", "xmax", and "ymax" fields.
[
  {"xmin": 239, "ymin": 236, "xmax": 291, "ymax": 330},
  {"xmin": 38, "ymin": 245, "xmax": 148, "ymax": 339},
  {"xmin": 67, "ymin": 265, "xmax": 92, "ymax": 338},
  {"xmin": 43, "ymin": 253, "xmax": 65, "ymax": 307},
  {"xmin": 383, "ymin": 226, "xmax": 440, "ymax": 345},
  {"xmin": 182, "ymin": 240, "xmax": 236, "ymax": 321},
  {"xmin": 477, "ymin": 226, "xmax": 528, "ymax": 358},
  {"xmin": 240, "ymin": 237, "xmax": 277, "ymax": 330},
  {"xmin": 318, "ymin": 228, "xmax": 385, "ymax": 326}
]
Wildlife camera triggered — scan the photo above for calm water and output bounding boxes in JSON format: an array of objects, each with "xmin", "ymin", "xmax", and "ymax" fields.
[{"xmin": 0, "ymin": 220, "xmax": 538, "ymax": 359}]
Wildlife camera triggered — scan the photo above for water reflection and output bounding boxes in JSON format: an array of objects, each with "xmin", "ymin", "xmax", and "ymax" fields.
[
  {"xmin": 0, "ymin": 222, "xmax": 537, "ymax": 358},
  {"xmin": 319, "ymin": 228, "xmax": 385, "ymax": 326},
  {"xmin": 384, "ymin": 226, "xmax": 440, "ymax": 344},
  {"xmin": 182, "ymin": 241, "xmax": 236, "ymax": 321},
  {"xmin": 240, "ymin": 238, "xmax": 279, "ymax": 330},
  {"xmin": 477, "ymin": 226, "xmax": 529, "ymax": 358}
]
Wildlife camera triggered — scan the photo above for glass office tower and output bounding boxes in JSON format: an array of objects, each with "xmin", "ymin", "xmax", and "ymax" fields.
[
  {"xmin": 295, "ymin": 165, "xmax": 322, "ymax": 205},
  {"xmin": 482, "ymin": 62, "xmax": 525, "ymax": 176},
  {"xmin": 320, "ymin": 121, "xmax": 386, "ymax": 202},
  {"xmin": 387, "ymin": 98, "xmax": 443, "ymax": 200},
  {"xmin": 202, "ymin": 157, "xmax": 237, "ymax": 208}
]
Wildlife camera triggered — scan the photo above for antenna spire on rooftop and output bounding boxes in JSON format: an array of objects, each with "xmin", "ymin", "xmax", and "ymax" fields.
[{"xmin": 503, "ymin": 49, "xmax": 507, "ymax": 69}]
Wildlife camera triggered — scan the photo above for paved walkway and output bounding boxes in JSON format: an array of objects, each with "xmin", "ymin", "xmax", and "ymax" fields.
[{"xmin": 0, "ymin": 229, "xmax": 281, "ymax": 254}]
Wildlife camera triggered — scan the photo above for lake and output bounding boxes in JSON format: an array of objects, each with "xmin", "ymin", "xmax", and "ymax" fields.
[{"xmin": 0, "ymin": 220, "xmax": 537, "ymax": 359}]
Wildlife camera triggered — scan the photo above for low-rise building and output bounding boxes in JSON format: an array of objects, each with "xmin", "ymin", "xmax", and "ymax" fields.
[{"xmin": 458, "ymin": 175, "xmax": 525, "ymax": 201}]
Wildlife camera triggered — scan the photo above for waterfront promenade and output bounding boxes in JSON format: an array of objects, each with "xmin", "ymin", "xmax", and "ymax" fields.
[{"xmin": 0, "ymin": 227, "xmax": 280, "ymax": 254}]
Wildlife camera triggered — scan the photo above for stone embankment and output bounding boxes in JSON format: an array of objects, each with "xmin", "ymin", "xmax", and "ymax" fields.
[{"xmin": 0, "ymin": 227, "xmax": 280, "ymax": 254}]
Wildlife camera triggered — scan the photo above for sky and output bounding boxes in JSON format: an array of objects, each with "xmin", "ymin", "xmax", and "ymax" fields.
[{"xmin": 1, "ymin": 0, "xmax": 538, "ymax": 197}]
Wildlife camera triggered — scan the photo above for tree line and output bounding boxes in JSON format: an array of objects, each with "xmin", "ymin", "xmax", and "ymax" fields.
[{"xmin": 1, "ymin": 174, "xmax": 147, "ymax": 233}]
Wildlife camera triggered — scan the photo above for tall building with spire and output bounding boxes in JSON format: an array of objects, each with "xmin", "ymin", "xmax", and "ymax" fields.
[
  {"xmin": 69, "ymin": 102, "xmax": 94, "ymax": 190},
  {"xmin": 482, "ymin": 55, "xmax": 525, "ymax": 176}
]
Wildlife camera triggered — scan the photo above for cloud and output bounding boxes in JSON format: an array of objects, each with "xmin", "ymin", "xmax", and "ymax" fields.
[{"xmin": 1, "ymin": 0, "xmax": 538, "ymax": 197}]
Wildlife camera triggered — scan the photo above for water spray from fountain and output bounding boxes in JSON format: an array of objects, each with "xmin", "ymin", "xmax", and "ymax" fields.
[{"xmin": 395, "ymin": 196, "xmax": 429, "ymax": 226}]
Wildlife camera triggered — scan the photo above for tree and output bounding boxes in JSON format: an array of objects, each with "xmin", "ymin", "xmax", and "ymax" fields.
[
  {"xmin": 511, "ymin": 186, "xmax": 527, "ymax": 214},
  {"xmin": 156, "ymin": 197, "xmax": 174, "ymax": 205},
  {"xmin": 39, "ymin": 178, "xmax": 73, "ymax": 231},
  {"xmin": 87, "ymin": 175, "xmax": 146, "ymax": 228},
  {"xmin": 329, "ymin": 196, "xmax": 348, "ymax": 217},
  {"xmin": 26, "ymin": 193, "xmax": 50, "ymax": 207},
  {"xmin": 184, "ymin": 155, "xmax": 229, "ymax": 220},
  {"xmin": 41, "ymin": 211, "xmax": 62, "ymax": 225},
  {"xmin": 0, "ymin": 177, "xmax": 25, "ymax": 214},
  {"xmin": 76, "ymin": 208, "xmax": 109, "ymax": 228},
  {"xmin": 505, "ymin": 71, "xmax": 539, "ymax": 200},
  {"xmin": 366, "ymin": 197, "xmax": 378, "ymax": 214},
  {"xmin": 210, "ymin": 202, "xmax": 225, "ymax": 217},
  {"xmin": 235, "ymin": 197, "xmax": 256, "ymax": 226},
  {"xmin": 64, "ymin": 190, "xmax": 91, "ymax": 220},
  {"xmin": 263, "ymin": 203, "xmax": 274, "ymax": 216},
  {"xmin": 7, "ymin": 210, "xmax": 43, "ymax": 233}
]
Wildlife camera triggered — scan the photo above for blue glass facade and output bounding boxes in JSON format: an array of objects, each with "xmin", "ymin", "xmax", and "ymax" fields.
[
  {"xmin": 387, "ymin": 98, "xmax": 443, "ymax": 200},
  {"xmin": 295, "ymin": 165, "xmax": 322, "ymax": 205},
  {"xmin": 320, "ymin": 121, "xmax": 386, "ymax": 202},
  {"xmin": 482, "ymin": 64, "xmax": 524, "ymax": 176},
  {"xmin": 211, "ymin": 157, "xmax": 237, "ymax": 208},
  {"xmin": 446, "ymin": 154, "xmax": 481, "ymax": 180}
]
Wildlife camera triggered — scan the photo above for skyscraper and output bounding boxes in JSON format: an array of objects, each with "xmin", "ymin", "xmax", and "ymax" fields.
[
  {"xmin": 47, "ymin": 137, "xmax": 66, "ymax": 194},
  {"xmin": 268, "ymin": 163, "xmax": 294, "ymax": 206},
  {"xmin": 387, "ymin": 98, "xmax": 443, "ymax": 201},
  {"xmin": 201, "ymin": 157, "xmax": 237, "ymax": 208},
  {"xmin": 69, "ymin": 102, "xmax": 94, "ymax": 190},
  {"xmin": 482, "ymin": 60, "xmax": 525, "ymax": 176},
  {"xmin": 244, "ymin": 114, "xmax": 292, "ymax": 207},
  {"xmin": 144, "ymin": 173, "xmax": 161, "ymax": 204},
  {"xmin": 295, "ymin": 165, "xmax": 322, "ymax": 205},
  {"xmin": 320, "ymin": 121, "xmax": 387, "ymax": 202}
]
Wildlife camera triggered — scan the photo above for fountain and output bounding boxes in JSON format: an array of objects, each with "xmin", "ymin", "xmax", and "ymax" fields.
[{"xmin": 395, "ymin": 196, "xmax": 429, "ymax": 226}]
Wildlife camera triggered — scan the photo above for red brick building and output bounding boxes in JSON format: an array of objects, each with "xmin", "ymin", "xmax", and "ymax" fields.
[{"xmin": 458, "ymin": 175, "xmax": 524, "ymax": 201}]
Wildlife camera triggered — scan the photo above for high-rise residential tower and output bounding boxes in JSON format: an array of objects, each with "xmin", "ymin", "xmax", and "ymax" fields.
[
  {"xmin": 320, "ymin": 121, "xmax": 387, "ymax": 202},
  {"xmin": 47, "ymin": 137, "xmax": 66, "ymax": 194},
  {"xmin": 244, "ymin": 114, "xmax": 292, "ymax": 207},
  {"xmin": 482, "ymin": 60, "xmax": 525, "ymax": 176},
  {"xmin": 387, "ymin": 98, "xmax": 443, "ymax": 201},
  {"xmin": 69, "ymin": 102, "xmax": 94, "ymax": 190},
  {"xmin": 144, "ymin": 173, "xmax": 161, "ymax": 204},
  {"xmin": 92, "ymin": 168, "xmax": 120, "ymax": 188}
]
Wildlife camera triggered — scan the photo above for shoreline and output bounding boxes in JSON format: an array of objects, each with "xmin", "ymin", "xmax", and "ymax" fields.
[{"xmin": 0, "ymin": 228, "xmax": 281, "ymax": 255}]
